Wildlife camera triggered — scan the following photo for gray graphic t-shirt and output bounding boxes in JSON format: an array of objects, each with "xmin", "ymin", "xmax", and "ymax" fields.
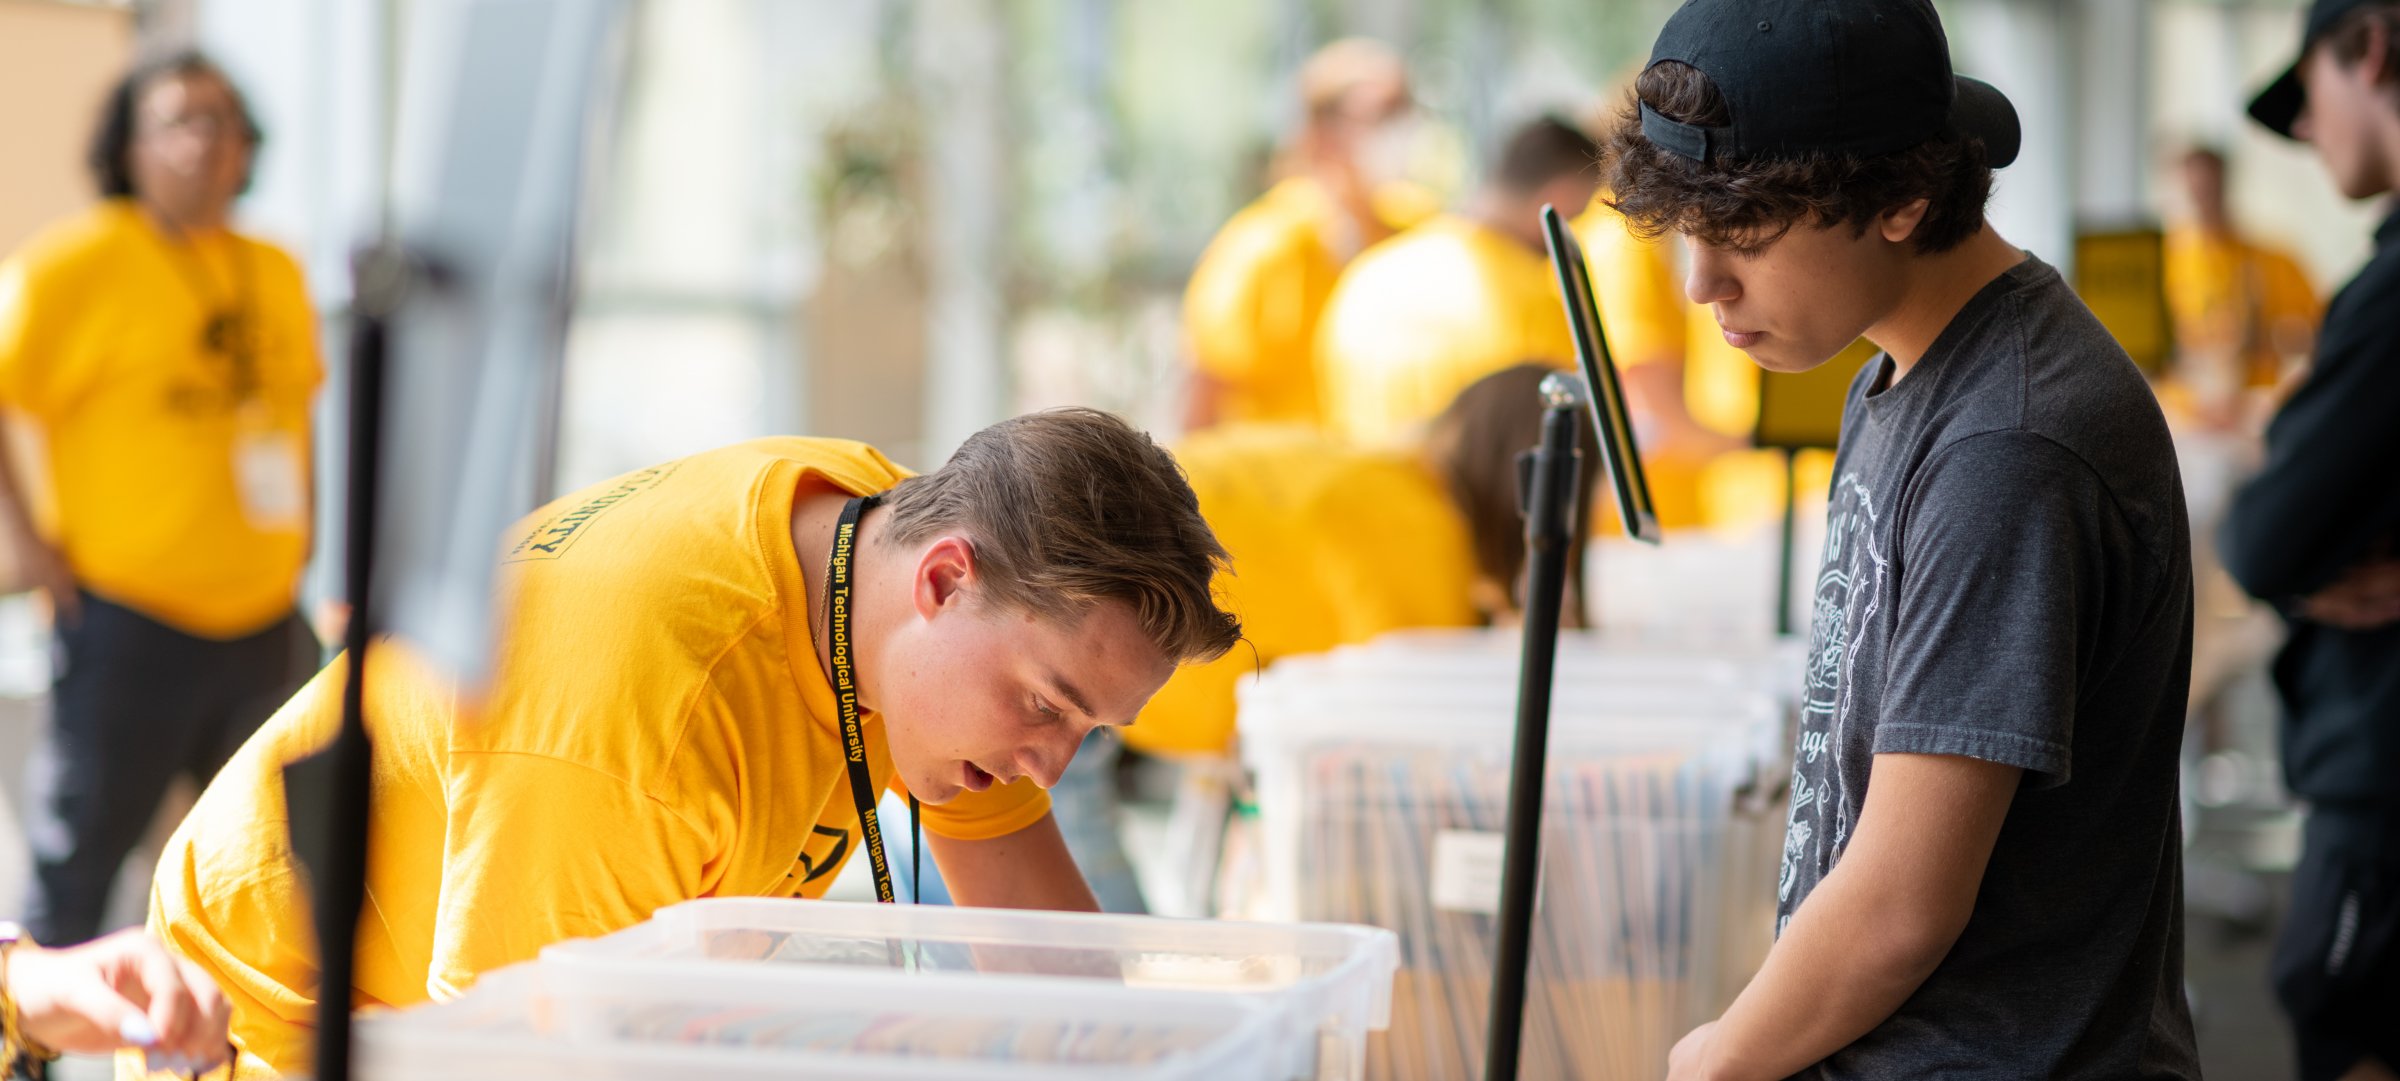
[{"xmin": 1780, "ymin": 257, "xmax": 2200, "ymax": 1079}]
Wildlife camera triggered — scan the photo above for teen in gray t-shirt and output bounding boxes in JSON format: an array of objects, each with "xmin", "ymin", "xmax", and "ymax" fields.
[
  {"xmin": 1783, "ymin": 255, "xmax": 2199, "ymax": 1078},
  {"xmin": 1607, "ymin": 0, "xmax": 2200, "ymax": 1074}
]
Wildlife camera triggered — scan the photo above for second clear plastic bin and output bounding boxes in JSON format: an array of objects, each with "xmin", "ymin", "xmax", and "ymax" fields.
[
  {"xmin": 357, "ymin": 957, "xmax": 1280, "ymax": 1081},
  {"xmin": 540, "ymin": 898, "xmax": 1400, "ymax": 1081}
]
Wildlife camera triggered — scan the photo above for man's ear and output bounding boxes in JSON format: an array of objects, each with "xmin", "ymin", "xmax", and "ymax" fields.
[
  {"xmin": 1878, "ymin": 198, "xmax": 1932, "ymax": 245},
  {"xmin": 911, "ymin": 536, "xmax": 978, "ymax": 619}
]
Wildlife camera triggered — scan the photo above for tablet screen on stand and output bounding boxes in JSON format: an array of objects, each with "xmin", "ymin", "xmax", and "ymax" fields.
[{"xmin": 1540, "ymin": 203, "xmax": 1661, "ymax": 544}]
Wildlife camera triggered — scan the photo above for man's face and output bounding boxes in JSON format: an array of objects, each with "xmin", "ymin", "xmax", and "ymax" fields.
[
  {"xmin": 1327, "ymin": 72, "xmax": 1417, "ymax": 179},
  {"xmin": 874, "ymin": 571, "xmax": 1173, "ymax": 805},
  {"xmin": 130, "ymin": 70, "xmax": 251, "ymax": 226},
  {"xmin": 2295, "ymin": 39, "xmax": 2396, "ymax": 200},
  {"xmin": 1682, "ymin": 217, "xmax": 1909, "ymax": 373}
]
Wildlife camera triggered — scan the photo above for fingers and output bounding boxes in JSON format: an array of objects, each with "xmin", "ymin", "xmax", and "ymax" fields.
[
  {"xmin": 2301, "ymin": 590, "xmax": 2400, "ymax": 631},
  {"xmin": 117, "ymin": 931, "xmax": 203, "ymax": 1054},
  {"xmin": 2, "ymin": 931, "xmax": 233, "ymax": 1069},
  {"xmin": 172, "ymin": 953, "xmax": 233, "ymax": 1070},
  {"xmin": 2353, "ymin": 559, "xmax": 2400, "ymax": 593},
  {"xmin": 2301, "ymin": 556, "xmax": 2400, "ymax": 631},
  {"xmin": 90, "ymin": 931, "xmax": 228, "ymax": 1071},
  {"xmin": 9, "ymin": 947, "xmax": 143, "ymax": 1055}
]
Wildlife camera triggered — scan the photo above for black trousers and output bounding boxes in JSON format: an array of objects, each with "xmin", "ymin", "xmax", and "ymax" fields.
[
  {"xmin": 2272, "ymin": 802, "xmax": 2400, "ymax": 1081},
  {"xmin": 20, "ymin": 590, "xmax": 319, "ymax": 945}
]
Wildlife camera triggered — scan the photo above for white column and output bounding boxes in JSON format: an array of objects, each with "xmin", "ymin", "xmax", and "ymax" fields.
[
  {"xmin": 913, "ymin": 0, "xmax": 1012, "ymax": 463},
  {"xmin": 1950, "ymin": 0, "xmax": 2077, "ymax": 273},
  {"xmin": 2070, "ymin": 0, "xmax": 2154, "ymax": 228},
  {"xmin": 197, "ymin": 0, "xmax": 386, "ymax": 304}
]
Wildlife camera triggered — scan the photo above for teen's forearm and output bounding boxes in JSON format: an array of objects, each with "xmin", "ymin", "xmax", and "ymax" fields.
[
  {"xmin": 1699, "ymin": 858, "xmax": 1959, "ymax": 1080},
  {"xmin": 926, "ymin": 812, "xmax": 1101, "ymax": 913},
  {"xmin": 1697, "ymin": 753, "xmax": 2019, "ymax": 1080}
]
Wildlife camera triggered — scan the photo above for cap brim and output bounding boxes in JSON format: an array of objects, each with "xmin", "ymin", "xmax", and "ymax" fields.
[
  {"xmin": 1950, "ymin": 76, "xmax": 2021, "ymax": 169},
  {"xmin": 2249, "ymin": 63, "xmax": 2304, "ymax": 139}
]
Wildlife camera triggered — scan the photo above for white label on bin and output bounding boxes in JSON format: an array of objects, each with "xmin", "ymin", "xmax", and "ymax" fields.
[{"xmin": 1429, "ymin": 829, "xmax": 1507, "ymax": 915}]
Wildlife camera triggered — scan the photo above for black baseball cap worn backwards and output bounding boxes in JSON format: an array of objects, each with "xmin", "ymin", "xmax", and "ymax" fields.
[
  {"xmin": 2249, "ymin": 0, "xmax": 2380, "ymax": 138},
  {"xmin": 1638, "ymin": 0, "xmax": 2021, "ymax": 168}
]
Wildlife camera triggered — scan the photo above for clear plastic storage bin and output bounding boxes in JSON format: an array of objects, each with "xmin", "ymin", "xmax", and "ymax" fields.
[
  {"xmin": 358, "ymin": 957, "xmax": 1281, "ymax": 1081},
  {"xmin": 1237, "ymin": 633, "xmax": 1792, "ymax": 1081},
  {"xmin": 540, "ymin": 898, "xmax": 1400, "ymax": 1081}
]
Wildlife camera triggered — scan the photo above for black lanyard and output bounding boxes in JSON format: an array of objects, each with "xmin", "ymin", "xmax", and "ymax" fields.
[{"xmin": 827, "ymin": 494, "xmax": 919, "ymax": 904}]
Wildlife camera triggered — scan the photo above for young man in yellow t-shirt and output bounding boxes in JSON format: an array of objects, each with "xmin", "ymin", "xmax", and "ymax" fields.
[
  {"xmin": 149, "ymin": 410, "xmax": 1240, "ymax": 1076},
  {"xmin": 1313, "ymin": 116, "xmax": 1603, "ymax": 447},
  {"xmin": 0, "ymin": 53, "xmax": 321, "ymax": 949},
  {"xmin": 2162, "ymin": 145, "xmax": 2323, "ymax": 423},
  {"xmin": 1181, "ymin": 38, "xmax": 1435, "ymax": 431}
]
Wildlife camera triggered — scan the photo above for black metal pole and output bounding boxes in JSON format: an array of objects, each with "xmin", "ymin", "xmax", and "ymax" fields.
[
  {"xmin": 291, "ymin": 251, "xmax": 401, "ymax": 1081},
  {"xmin": 1483, "ymin": 375, "xmax": 1584, "ymax": 1081},
  {"xmin": 1775, "ymin": 447, "xmax": 1798, "ymax": 637}
]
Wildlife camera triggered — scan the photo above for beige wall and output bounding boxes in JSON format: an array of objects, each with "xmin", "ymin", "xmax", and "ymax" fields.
[{"xmin": 0, "ymin": 0, "xmax": 133, "ymax": 256}]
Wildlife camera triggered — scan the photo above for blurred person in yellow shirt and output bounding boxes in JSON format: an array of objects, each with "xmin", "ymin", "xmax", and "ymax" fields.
[
  {"xmin": 0, "ymin": 53, "xmax": 321, "ymax": 949},
  {"xmin": 1129, "ymin": 364, "xmax": 1601, "ymax": 759},
  {"xmin": 1181, "ymin": 39, "xmax": 1438, "ymax": 430},
  {"xmin": 146, "ymin": 414, "xmax": 1240, "ymax": 1077},
  {"xmin": 1315, "ymin": 116, "xmax": 1600, "ymax": 448},
  {"xmin": 2162, "ymin": 145, "xmax": 2322, "ymax": 425}
]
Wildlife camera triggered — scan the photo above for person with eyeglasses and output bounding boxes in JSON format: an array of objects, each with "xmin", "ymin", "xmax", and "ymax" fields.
[{"xmin": 0, "ymin": 52, "xmax": 323, "ymax": 950}]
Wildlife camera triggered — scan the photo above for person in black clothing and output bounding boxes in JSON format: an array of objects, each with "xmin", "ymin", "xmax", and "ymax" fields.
[{"xmin": 2231, "ymin": 2, "xmax": 2400, "ymax": 1079}]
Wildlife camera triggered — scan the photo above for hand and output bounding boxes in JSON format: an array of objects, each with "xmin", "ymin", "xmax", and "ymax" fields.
[
  {"xmin": 2298, "ymin": 557, "xmax": 2400, "ymax": 631},
  {"xmin": 1666, "ymin": 1020, "xmax": 1727, "ymax": 1081},
  {"xmin": 8, "ymin": 929, "xmax": 231, "ymax": 1070},
  {"xmin": 9, "ymin": 523, "xmax": 76, "ymax": 628}
]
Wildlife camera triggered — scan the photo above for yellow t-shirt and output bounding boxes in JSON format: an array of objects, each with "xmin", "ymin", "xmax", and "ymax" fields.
[
  {"xmin": 1316, "ymin": 215, "xmax": 1578, "ymax": 447},
  {"xmin": 0, "ymin": 201, "xmax": 320, "ymax": 637},
  {"xmin": 146, "ymin": 439, "xmax": 1052, "ymax": 1077},
  {"xmin": 1572, "ymin": 200, "xmax": 1686, "ymax": 369},
  {"xmin": 1125, "ymin": 425, "xmax": 1478, "ymax": 757},
  {"xmin": 1184, "ymin": 178, "xmax": 1437, "ymax": 427},
  {"xmin": 2163, "ymin": 225, "xmax": 2321, "ymax": 387}
]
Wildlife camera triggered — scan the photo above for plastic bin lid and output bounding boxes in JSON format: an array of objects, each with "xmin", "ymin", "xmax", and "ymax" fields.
[
  {"xmin": 358, "ymin": 956, "xmax": 1281, "ymax": 1081},
  {"xmin": 543, "ymin": 900, "xmax": 1399, "ymax": 1040}
]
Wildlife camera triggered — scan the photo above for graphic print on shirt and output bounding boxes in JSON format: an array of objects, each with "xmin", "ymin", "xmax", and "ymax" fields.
[
  {"xmin": 1781, "ymin": 471, "xmax": 1887, "ymax": 932},
  {"xmin": 788, "ymin": 824, "xmax": 853, "ymax": 895}
]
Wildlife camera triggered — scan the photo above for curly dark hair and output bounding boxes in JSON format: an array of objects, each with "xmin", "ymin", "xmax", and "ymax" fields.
[
  {"xmin": 88, "ymin": 51, "xmax": 262, "ymax": 199},
  {"xmin": 1605, "ymin": 61, "xmax": 1992, "ymax": 254}
]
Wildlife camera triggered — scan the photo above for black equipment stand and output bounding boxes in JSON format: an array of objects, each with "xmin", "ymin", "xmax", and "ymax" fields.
[
  {"xmin": 283, "ymin": 248, "xmax": 412, "ymax": 1081},
  {"xmin": 1482, "ymin": 373, "xmax": 1585, "ymax": 1081},
  {"xmin": 1776, "ymin": 447, "xmax": 1799, "ymax": 637}
]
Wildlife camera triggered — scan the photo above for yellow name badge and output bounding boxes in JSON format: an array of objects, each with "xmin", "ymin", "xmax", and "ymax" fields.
[{"xmin": 234, "ymin": 428, "xmax": 308, "ymax": 530}]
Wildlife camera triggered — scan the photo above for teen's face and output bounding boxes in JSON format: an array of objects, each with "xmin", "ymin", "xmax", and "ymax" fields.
[
  {"xmin": 130, "ymin": 71, "xmax": 251, "ymax": 225},
  {"xmin": 1682, "ymin": 216, "xmax": 1909, "ymax": 373},
  {"xmin": 872, "ymin": 540, "xmax": 1174, "ymax": 805},
  {"xmin": 2295, "ymin": 40, "xmax": 2396, "ymax": 200}
]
